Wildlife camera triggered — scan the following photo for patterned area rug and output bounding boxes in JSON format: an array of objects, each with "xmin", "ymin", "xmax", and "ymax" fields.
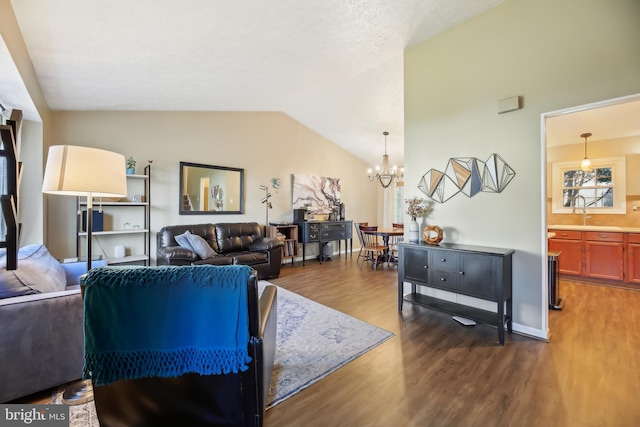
[{"xmin": 52, "ymin": 281, "xmax": 394, "ymax": 424}]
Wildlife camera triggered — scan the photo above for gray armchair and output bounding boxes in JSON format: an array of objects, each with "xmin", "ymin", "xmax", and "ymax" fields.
[{"xmin": 0, "ymin": 259, "xmax": 106, "ymax": 403}]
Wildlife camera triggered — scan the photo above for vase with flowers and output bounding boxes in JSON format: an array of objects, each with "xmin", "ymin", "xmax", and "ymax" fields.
[{"xmin": 405, "ymin": 197, "xmax": 427, "ymax": 243}]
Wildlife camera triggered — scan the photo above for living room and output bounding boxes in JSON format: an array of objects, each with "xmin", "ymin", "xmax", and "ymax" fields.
[{"xmin": 2, "ymin": 0, "xmax": 640, "ymax": 425}]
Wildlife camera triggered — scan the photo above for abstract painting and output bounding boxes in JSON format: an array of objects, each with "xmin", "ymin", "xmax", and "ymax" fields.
[{"xmin": 292, "ymin": 174, "xmax": 341, "ymax": 213}]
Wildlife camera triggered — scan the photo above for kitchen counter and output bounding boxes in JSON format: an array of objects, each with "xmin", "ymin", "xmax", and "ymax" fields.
[{"xmin": 548, "ymin": 224, "xmax": 640, "ymax": 233}]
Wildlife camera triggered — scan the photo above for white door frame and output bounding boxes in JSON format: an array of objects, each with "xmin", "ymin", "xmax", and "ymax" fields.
[{"xmin": 540, "ymin": 92, "xmax": 640, "ymax": 337}]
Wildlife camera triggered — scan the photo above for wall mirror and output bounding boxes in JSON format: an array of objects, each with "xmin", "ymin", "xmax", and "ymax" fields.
[{"xmin": 179, "ymin": 161, "xmax": 244, "ymax": 215}]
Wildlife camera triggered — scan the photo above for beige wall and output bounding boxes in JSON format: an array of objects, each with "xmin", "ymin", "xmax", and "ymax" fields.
[
  {"xmin": 547, "ymin": 136, "xmax": 640, "ymax": 227},
  {"xmin": 404, "ymin": 0, "xmax": 640, "ymax": 337},
  {"xmin": 47, "ymin": 111, "xmax": 378, "ymax": 262},
  {"xmin": 0, "ymin": 0, "xmax": 50, "ymax": 245}
]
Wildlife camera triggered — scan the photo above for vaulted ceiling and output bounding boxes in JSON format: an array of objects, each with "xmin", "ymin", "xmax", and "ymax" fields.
[{"xmin": 5, "ymin": 0, "xmax": 506, "ymax": 167}]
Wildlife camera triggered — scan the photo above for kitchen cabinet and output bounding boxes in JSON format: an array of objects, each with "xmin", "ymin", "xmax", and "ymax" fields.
[
  {"xmin": 547, "ymin": 230, "xmax": 582, "ymax": 276},
  {"xmin": 548, "ymin": 228, "xmax": 640, "ymax": 284},
  {"xmin": 398, "ymin": 242, "xmax": 514, "ymax": 345},
  {"xmin": 626, "ymin": 234, "xmax": 640, "ymax": 284},
  {"xmin": 584, "ymin": 232, "xmax": 624, "ymax": 281}
]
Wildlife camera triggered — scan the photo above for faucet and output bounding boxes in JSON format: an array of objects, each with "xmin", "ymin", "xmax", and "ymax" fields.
[{"xmin": 572, "ymin": 195, "xmax": 591, "ymax": 225}]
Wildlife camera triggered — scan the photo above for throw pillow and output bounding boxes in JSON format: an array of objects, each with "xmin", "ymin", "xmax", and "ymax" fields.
[
  {"xmin": 174, "ymin": 230, "xmax": 196, "ymax": 252},
  {"xmin": 0, "ymin": 244, "xmax": 67, "ymax": 299},
  {"xmin": 185, "ymin": 233, "xmax": 217, "ymax": 259}
]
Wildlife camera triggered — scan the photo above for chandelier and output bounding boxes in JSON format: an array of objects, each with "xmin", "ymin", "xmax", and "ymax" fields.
[{"xmin": 368, "ymin": 131, "xmax": 403, "ymax": 189}]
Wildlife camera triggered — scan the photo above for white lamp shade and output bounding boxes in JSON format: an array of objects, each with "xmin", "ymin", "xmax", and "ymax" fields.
[
  {"xmin": 580, "ymin": 157, "xmax": 592, "ymax": 172},
  {"xmin": 42, "ymin": 145, "xmax": 127, "ymax": 197}
]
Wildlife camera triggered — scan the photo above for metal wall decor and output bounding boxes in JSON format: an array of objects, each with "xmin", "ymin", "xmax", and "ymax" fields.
[{"xmin": 418, "ymin": 153, "xmax": 515, "ymax": 203}]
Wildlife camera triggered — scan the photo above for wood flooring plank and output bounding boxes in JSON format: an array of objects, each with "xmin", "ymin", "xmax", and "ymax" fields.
[
  {"xmin": 265, "ymin": 259, "xmax": 640, "ymax": 427},
  {"xmin": 12, "ymin": 259, "xmax": 640, "ymax": 426}
]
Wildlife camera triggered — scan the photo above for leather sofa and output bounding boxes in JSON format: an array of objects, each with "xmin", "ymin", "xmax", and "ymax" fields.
[{"xmin": 156, "ymin": 222, "xmax": 284, "ymax": 279}]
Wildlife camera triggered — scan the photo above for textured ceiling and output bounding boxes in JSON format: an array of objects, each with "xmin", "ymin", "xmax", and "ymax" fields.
[
  {"xmin": 546, "ymin": 97, "xmax": 640, "ymax": 147},
  {"xmin": 6, "ymin": 0, "xmax": 506, "ymax": 167}
]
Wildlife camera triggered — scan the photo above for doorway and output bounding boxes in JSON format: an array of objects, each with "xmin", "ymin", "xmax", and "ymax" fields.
[{"xmin": 542, "ymin": 92, "xmax": 640, "ymax": 333}]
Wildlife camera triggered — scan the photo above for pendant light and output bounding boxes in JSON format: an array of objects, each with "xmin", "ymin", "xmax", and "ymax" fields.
[
  {"xmin": 367, "ymin": 131, "xmax": 403, "ymax": 189},
  {"xmin": 580, "ymin": 132, "xmax": 592, "ymax": 172}
]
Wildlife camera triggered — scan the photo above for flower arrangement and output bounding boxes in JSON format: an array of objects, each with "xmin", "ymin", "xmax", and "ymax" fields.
[{"xmin": 405, "ymin": 197, "xmax": 427, "ymax": 220}]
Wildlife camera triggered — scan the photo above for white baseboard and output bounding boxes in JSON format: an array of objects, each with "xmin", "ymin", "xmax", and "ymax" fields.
[{"xmin": 511, "ymin": 323, "xmax": 548, "ymax": 341}]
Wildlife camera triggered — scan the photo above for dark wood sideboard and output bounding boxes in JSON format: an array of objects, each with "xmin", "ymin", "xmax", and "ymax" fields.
[
  {"xmin": 296, "ymin": 220, "xmax": 353, "ymax": 265},
  {"xmin": 398, "ymin": 241, "xmax": 514, "ymax": 345}
]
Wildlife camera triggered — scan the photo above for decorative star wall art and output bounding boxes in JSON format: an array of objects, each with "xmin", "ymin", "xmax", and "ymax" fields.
[{"xmin": 418, "ymin": 153, "xmax": 515, "ymax": 203}]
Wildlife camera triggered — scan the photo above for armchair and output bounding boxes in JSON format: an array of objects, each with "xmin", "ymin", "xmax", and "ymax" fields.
[{"xmin": 81, "ymin": 265, "xmax": 277, "ymax": 427}]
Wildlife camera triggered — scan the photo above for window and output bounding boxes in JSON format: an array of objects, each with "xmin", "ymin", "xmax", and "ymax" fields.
[
  {"xmin": 395, "ymin": 182, "xmax": 404, "ymax": 224},
  {"xmin": 551, "ymin": 157, "xmax": 626, "ymax": 214}
]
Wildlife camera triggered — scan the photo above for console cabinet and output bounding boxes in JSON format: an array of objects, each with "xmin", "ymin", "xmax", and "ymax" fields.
[
  {"xmin": 296, "ymin": 220, "xmax": 352, "ymax": 265},
  {"xmin": 398, "ymin": 242, "xmax": 514, "ymax": 345}
]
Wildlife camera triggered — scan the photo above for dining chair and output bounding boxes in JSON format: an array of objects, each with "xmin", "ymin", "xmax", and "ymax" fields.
[
  {"xmin": 358, "ymin": 225, "xmax": 389, "ymax": 271},
  {"xmin": 389, "ymin": 223, "xmax": 404, "ymax": 268},
  {"xmin": 354, "ymin": 222, "xmax": 368, "ymax": 265}
]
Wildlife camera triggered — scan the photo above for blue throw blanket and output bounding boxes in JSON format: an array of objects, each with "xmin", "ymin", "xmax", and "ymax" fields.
[{"xmin": 81, "ymin": 264, "xmax": 253, "ymax": 386}]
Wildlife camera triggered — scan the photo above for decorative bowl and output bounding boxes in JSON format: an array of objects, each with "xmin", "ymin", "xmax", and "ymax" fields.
[{"xmin": 311, "ymin": 214, "xmax": 330, "ymax": 221}]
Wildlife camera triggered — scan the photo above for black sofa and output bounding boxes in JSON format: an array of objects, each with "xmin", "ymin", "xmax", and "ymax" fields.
[{"xmin": 156, "ymin": 222, "xmax": 284, "ymax": 279}]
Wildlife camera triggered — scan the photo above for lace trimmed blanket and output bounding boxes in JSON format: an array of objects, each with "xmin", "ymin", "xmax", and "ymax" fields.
[{"xmin": 81, "ymin": 264, "xmax": 252, "ymax": 386}]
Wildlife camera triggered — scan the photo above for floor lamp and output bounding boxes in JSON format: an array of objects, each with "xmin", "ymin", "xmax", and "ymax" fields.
[{"xmin": 42, "ymin": 145, "xmax": 127, "ymax": 404}]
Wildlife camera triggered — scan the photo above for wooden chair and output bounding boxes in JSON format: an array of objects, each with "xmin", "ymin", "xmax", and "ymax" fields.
[
  {"xmin": 389, "ymin": 223, "xmax": 404, "ymax": 267},
  {"xmin": 354, "ymin": 222, "xmax": 368, "ymax": 265},
  {"xmin": 359, "ymin": 225, "xmax": 389, "ymax": 271}
]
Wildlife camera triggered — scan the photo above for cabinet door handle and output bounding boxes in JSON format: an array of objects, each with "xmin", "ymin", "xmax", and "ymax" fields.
[
  {"xmin": 423, "ymin": 265, "xmax": 428, "ymax": 269},
  {"xmin": 459, "ymin": 271, "xmax": 464, "ymax": 275},
  {"xmin": 441, "ymin": 258, "xmax": 446, "ymax": 262}
]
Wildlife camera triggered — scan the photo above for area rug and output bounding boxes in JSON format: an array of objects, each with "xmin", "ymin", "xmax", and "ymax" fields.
[
  {"xmin": 52, "ymin": 281, "xmax": 394, "ymax": 424},
  {"xmin": 260, "ymin": 280, "xmax": 394, "ymax": 408}
]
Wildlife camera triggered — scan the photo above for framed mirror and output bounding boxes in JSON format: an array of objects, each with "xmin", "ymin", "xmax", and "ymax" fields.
[{"xmin": 179, "ymin": 161, "xmax": 244, "ymax": 215}]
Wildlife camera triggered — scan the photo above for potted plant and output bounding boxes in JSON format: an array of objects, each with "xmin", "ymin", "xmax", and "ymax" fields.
[{"xmin": 126, "ymin": 156, "xmax": 136, "ymax": 174}]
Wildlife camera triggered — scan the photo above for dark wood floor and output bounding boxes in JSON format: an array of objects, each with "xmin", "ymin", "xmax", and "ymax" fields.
[
  {"xmin": 265, "ymin": 256, "xmax": 640, "ymax": 427},
  {"xmin": 14, "ymin": 256, "xmax": 640, "ymax": 426}
]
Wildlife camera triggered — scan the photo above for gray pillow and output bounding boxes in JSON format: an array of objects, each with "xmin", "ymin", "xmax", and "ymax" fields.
[
  {"xmin": 185, "ymin": 233, "xmax": 217, "ymax": 259},
  {"xmin": 0, "ymin": 244, "xmax": 67, "ymax": 299},
  {"xmin": 174, "ymin": 231, "xmax": 196, "ymax": 252}
]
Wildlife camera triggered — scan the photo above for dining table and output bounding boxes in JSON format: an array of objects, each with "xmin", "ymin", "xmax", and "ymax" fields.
[{"xmin": 362, "ymin": 227, "xmax": 405, "ymax": 268}]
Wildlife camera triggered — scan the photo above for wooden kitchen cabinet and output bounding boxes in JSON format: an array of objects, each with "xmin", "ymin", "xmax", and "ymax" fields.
[
  {"xmin": 548, "ymin": 230, "xmax": 582, "ymax": 276},
  {"xmin": 626, "ymin": 234, "xmax": 640, "ymax": 284},
  {"xmin": 584, "ymin": 232, "xmax": 624, "ymax": 281}
]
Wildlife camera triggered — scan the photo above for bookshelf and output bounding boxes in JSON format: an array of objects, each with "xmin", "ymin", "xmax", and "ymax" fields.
[{"xmin": 267, "ymin": 224, "xmax": 298, "ymax": 266}]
